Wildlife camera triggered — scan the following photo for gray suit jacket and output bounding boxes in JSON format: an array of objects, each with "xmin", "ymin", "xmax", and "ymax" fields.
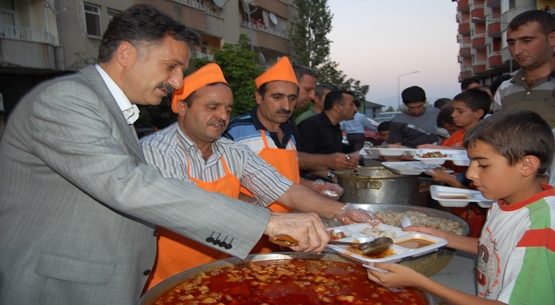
[{"xmin": 0, "ymin": 65, "xmax": 270, "ymax": 304}]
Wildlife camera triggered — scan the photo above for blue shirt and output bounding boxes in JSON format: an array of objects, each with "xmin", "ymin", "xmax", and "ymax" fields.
[{"xmin": 340, "ymin": 112, "xmax": 377, "ymax": 134}]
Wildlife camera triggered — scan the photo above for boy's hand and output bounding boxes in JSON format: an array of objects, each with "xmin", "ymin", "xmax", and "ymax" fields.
[
  {"xmin": 402, "ymin": 226, "xmax": 447, "ymax": 239},
  {"xmin": 366, "ymin": 263, "xmax": 427, "ymax": 288}
]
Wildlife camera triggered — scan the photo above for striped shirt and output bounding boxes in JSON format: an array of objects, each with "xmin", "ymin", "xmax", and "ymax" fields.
[
  {"xmin": 140, "ymin": 122, "xmax": 293, "ymax": 207},
  {"xmin": 493, "ymin": 69, "xmax": 555, "ymax": 129},
  {"xmin": 477, "ymin": 185, "xmax": 555, "ymax": 303}
]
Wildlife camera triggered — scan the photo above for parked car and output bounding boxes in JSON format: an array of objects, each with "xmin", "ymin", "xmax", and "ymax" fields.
[
  {"xmin": 342, "ymin": 128, "xmax": 384, "ymax": 148},
  {"xmin": 374, "ymin": 112, "xmax": 401, "ymax": 123}
]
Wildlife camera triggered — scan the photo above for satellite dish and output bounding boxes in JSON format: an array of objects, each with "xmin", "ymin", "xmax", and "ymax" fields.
[
  {"xmin": 269, "ymin": 13, "xmax": 278, "ymax": 25},
  {"xmin": 213, "ymin": 0, "xmax": 224, "ymax": 8},
  {"xmin": 258, "ymin": 52, "xmax": 266, "ymax": 65},
  {"xmin": 242, "ymin": 0, "xmax": 250, "ymax": 14}
]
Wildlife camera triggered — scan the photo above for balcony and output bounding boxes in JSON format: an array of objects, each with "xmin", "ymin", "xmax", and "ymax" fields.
[
  {"xmin": 458, "ymin": 20, "xmax": 470, "ymax": 34},
  {"xmin": 472, "ymin": 33, "xmax": 486, "ymax": 48},
  {"xmin": 487, "ymin": 0, "xmax": 501, "ymax": 8},
  {"xmin": 0, "ymin": 25, "xmax": 61, "ymax": 71},
  {"xmin": 171, "ymin": 0, "xmax": 221, "ymax": 17},
  {"xmin": 241, "ymin": 20, "xmax": 289, "ymax": 39},
  {"xmin": 0, "ymin": 24, "xmax": 57, "ymax": 45},
  {"xmin": 473, "ymin": 61, "xmax": 487, "ymax": 74},
  {"xmin": 488, "ymin": 51, "xmax": 503, "ymax": 67},
  {"xmin": 460, "ymin": 46, "xmax": 471, "ymax": 57},
  {"xmin": 458, "ymin": 0, "xmax": 470, "ymax": 12},
  {"xmin": 460, "ymin": 67, "xmax": 473, "ymax": 80},
  {"xmin": 488, "ymin": 19, "xmax": 501, "ymax": 37},
  {"xmin": 471, "ymin": 4, "xmax": 485, "ymax": 19}
]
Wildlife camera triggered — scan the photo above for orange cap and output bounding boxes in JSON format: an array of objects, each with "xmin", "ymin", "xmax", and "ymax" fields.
[
  {"xmin": 171, "ymin": 63, "xmax": 228, "ymax": 113},
  {"xmin": 255, "ymin": 57, "xmax": 298, "ymax": 89}
]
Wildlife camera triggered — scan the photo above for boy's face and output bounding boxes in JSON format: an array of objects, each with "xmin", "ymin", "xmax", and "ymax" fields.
[
  {"xmin": 378, "ymin": 130, "xmax": 389, "ymax": 142},
  {"xmin": 452, "ymin": 101, "xmax": 482, "ymax": 129},
  {"xmin": 466, "ymin": 140, "xmax": 527, "ymax": 204}
]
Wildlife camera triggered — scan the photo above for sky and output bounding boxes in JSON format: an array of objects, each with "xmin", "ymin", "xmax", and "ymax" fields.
[{"xmin": 327, "ymin": 0, "xmax": 461, "ymax": 110}]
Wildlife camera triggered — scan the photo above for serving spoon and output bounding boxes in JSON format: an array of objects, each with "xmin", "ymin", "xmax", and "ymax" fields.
[{"xmin": 269, "ymin": 235, "xmax": 393, "ymax": 256}]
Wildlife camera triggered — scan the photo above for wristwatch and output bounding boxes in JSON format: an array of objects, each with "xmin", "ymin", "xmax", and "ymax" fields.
[{"xmin": 327, "ymin": 171, "xmax": 336, "ymax": 180}]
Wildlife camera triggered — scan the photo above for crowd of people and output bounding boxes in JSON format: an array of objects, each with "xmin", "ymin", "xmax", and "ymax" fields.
[{"xmin": 0, "ymin": 5, "xmax": 554, "ymax": 305}]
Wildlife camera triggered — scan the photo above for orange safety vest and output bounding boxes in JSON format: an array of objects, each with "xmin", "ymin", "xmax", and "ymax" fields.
[
  {"xmin": 240, "ymin": 130, "xmax": 300, "ymax": 213},
  {"xmin": 145, "ymin": 141, "xmax": 241, "ymax": 291}
]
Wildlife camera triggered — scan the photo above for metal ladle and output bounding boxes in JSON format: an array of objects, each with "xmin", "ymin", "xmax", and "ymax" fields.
[{"xmin": 328, "ymin": 237, "xmax": 393, "ymax": 256}]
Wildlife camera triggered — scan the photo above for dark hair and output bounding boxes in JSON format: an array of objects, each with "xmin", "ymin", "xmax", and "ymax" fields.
[
  {"xmin": 437, "ymin": 105, "xmax": 455, "ymax": 128},
  {"xmin": 324, "ymin": 90, "xmax": 353, "ymax": 111},
  {"xmin": 354, "ymin": 100, "xmax": 361, "ymax": 108},
  {"xmin": 378, "ymin": 121, "xmax": 390, "ymax": 132},
  {"xmin": 508, "ymin": 10, "xmax": 555, "ymax": 38},
  {"xmin": 182, "ymin": 82, "xmax": 230, "ymax": 107},
  {"xmin": 315, "ymin": 84, "xmax": 335, "ymax": 98},
  {"xmin": 464, "ymin": 110, "xmax": 554, "ymax": 176},
  {"xmin": 434, "ymin": 98, "xmax": 452, "ymax": 109},
  {"xmin": 98, "ymin": 5, "xmax": 201, "ymax": 62},
  {"xmin": 401, "ymin": 86, "xmax": 426, "ymax": 105},
  {"xmin": 460, "ymin": 78, "xmax": 480, "ymax": 91},
  {"xmin": 292, "ymin": 64, "xmax": 318, "ymax": 84},
  {"xmin": 452, "ymin": 88, "xmax": 492, "ymax": 119},
  {"xmin": 490, "ymin": 74, "xmax": 512, "ymax": 96}
]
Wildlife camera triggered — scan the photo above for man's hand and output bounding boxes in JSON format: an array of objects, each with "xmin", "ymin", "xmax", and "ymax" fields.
[
  {"xmin": 309, "ymin": 179, "xmax": 344, "ymax": 200},
  {"xmin": 330, "ymin": 203, "xmax": 382, "ymax": 225},
  {"xmin": 264, "ymin": 212, "xmax": 330, "ymax": 253},
  {"xmin": 328, "ymin": 153, "xmax": 358, "ymax": 170}
]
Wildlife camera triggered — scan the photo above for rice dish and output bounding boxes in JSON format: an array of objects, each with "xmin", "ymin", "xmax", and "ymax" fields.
[
  {"xmin": 375, "ymin": 211, "xmax": 464, "ymax": 235},
  {"xmin": 360, "ymin": 226, "xmax": 397, "ymax": 238}
]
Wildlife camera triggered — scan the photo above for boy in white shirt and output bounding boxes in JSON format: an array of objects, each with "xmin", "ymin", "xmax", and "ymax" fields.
[{"xmin": 367, "ymin": 109, "xmax": 555, "ymax": 304}]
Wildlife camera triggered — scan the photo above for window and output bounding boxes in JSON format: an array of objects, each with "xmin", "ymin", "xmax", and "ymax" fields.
[
  {"xmin": 0, "ymin": 0, "xmax": 16, "ymax": 26},
  {"xmin": 508, "ymin": 0, "xmax": 515, "ymax": 9},
  {"xmin": 84, "ymin": 3, "xmax": 101, "ymax": 37},
  {"xmin": 107, "ymin": 8, "xmax": 120, "ymax": 25}
]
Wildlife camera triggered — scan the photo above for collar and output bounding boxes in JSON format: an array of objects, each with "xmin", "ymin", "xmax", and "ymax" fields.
[
  {"xmin": 175, "ymin": 123, "xmax": 222, "ymax": 160},
  {"xmin": 319, "ymin": 111, "xmax": 337, "ymax": 127},
  {"xmin": 511, "ymin": 68, "xmax": 554, "ymax": 88},
  {"xmin": 498, "ymin": 184, "xmax": 555, "ymax": 211},
  {"xmin": 94, "ymin": 64, "xmax": 139, "ymax": 124},
  {"xmin": 250, "ymin": 105, "xmax": 295, "ymax": 135}
]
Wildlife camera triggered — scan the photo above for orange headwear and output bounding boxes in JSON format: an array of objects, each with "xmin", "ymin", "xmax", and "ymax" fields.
[
  {"xmin": 171, "ymin": 63, "xmax": 228, "ymax": 113},
  {"xmin": 254, "ymin": 56, "xmax": 299, "ymax": 89}
]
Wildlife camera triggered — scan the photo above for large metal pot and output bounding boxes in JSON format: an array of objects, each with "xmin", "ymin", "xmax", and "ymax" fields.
[
  {"xmin": 139, "ymin": 252, "xmax": 435, "ymax": 305},
  {"xmin": 351, "ymin": 204, "xmax": 470, "ymax": 277},
  {"xmin": 335, "ymin": 166, "xmax": 420, "ymax": 205}
]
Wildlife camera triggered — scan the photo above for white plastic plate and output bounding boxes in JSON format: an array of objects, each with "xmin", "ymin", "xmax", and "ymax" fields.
[
  {"xmin": 431, "ymin": 185, "xmax": 495, "ymax": 207},
  {"xmin": 382, "ymin": 161, "xmax": 453, "ymax": 175},
  {"xmin": 415, "ymin": 149, "xmax": 470, "ymax": 166},
  {"xmin": 326, "ymin": 223, "xmax": 447, "ymax": 264},
  {"xmin": 365, "ymin": 148, "xmax": 417, "ymax": 157}
]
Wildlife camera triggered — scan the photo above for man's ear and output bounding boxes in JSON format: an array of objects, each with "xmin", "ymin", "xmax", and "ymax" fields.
[
  {"xmin": 521, "ymin": 155, "xmax": 541, "ymax": 177},
  {"xmin": 549, "ymin": 31, "xmax": 555, "ymax": 48},
  {"xmin": 115, "ymin": 41, "xmax": 136, "ymax": 67},
  {"xmin": 176, "ymin": 100, "xmax": 188, "ymax": 117},
  {"xmin": 255, "ymin": 91, "xmax": 263, "ymax": 105}
]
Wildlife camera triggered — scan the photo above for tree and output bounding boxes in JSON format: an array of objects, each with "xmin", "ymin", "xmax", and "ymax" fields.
[
  {"xmin": 291, "ymin": 0, "xmax": 369, "ymax": 102},
  {"xmin": 135, "ymin": 34, "xmax": 264, "ymax": 129}
]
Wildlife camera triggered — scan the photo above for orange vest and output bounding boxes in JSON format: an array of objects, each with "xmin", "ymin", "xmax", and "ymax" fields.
[
  {"xmin": 145, "ymin": 142, "xmax": 241, "ymax": 291},
  {"xmin": 240, "ymin": 130, "xmax": 300, "ymax": 213}
]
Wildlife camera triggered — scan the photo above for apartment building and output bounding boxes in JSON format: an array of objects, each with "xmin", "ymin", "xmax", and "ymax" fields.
[
  {"xmin": 454, "ymin": 0, "xmax": 549, "ymax": 86},
  {"xmin": 0, "ymin": 0, "xmax": 297, "ymax": 115}
]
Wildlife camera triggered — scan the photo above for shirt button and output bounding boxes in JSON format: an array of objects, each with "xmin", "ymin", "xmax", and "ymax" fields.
[
  {"xmin": 153, "ymin": 230, "xmax": 158, "ymax": 236},
  {"xmin": 143, "ymin": 270, "xmax": 151, "ymax": 276}
]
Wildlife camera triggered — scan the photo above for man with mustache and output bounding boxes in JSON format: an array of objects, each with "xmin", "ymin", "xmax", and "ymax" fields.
[
  {"xmin": 0, "ymin": 6, "xmax": 336, "ymax": 304},
  {"xmin": 224, "ymin": 57, "xmax": 345, "ymax": 206},
  {"xmin": 140, "ymin": 63, "xmax": 378, "ymax": 290}
]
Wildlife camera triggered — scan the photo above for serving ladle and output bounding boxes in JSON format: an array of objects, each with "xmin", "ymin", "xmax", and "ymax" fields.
[{"xmin": 269, "ymin": 235, "xmax": 393, "ymax": 256}]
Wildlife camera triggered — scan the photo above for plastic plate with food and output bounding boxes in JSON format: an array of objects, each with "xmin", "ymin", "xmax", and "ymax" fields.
[
  {"xmin": 415, "ymin": 149, "xmax": 470, "ymax": 166},
  {"xmin": 365, "ymin": 147, "xmax": 417, "ymax": 157},
  {"xmin": 326, "ymin": 223, "xmax": 447, "ymax": 264},
  {"xmin": 431, "ymin": 185, "xmax": 495, "ymax": 207},
  {"xmin": 383, "ymin": 161, "xmax": 454, "ymax": 175}
]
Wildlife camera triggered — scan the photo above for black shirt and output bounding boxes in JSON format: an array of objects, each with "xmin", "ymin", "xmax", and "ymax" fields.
[{"xmin": 297, "ymin": 111, "xmax": 342, "ymax": 154}]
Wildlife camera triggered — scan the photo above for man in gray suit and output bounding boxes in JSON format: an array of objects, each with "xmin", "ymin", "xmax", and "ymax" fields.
[{"xmin": 0, "ymin": 5, "xmax": 331, "ymax": 304}]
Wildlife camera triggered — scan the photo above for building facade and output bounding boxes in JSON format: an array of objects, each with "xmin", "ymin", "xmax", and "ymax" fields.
[
  {"xmin": 453, "ymin": 0, "xmax": 551, "ymax": 86},
  {"xmin": 0, "ymin": 0, "xmax": 298, "ymax": 115}
]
